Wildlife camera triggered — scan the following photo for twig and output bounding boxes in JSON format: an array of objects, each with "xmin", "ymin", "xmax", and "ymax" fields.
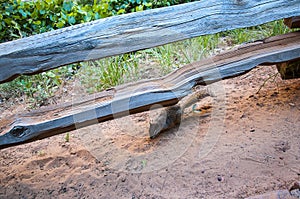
[
  {"xmin": 256, "ymin": 72, "xmax": 279, "ymax": 94},
  {"xmin": 241, "ymin": 157, "xmax": 265, "ymax": 164}
]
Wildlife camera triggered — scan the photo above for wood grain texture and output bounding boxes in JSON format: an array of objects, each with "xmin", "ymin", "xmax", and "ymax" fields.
[
  {"xmin": 0, "ymin": 31, "xmax": 300, "ymax": 149},
  {"xmin": 1, "ymin": 0, "xmax": 300, "ymax": 83}
]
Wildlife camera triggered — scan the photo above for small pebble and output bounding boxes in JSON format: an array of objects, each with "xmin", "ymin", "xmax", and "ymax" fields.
[
  {"xmin": 289, "ymin": 103, "xmax": 295, "ymax": 107},
  {"xmin": 256, "ymin": 103, "xmax": 264, "ymax": 107},
  {"xmin": 217, "ymin": 176, "xmax": 222, "ymax": 182},
  {"xmin": 271, "ymin": 92, "xmax": 278, "ymax": 97}
]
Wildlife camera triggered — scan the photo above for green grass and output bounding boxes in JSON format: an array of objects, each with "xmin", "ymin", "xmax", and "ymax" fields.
[
  {"xmin": 225, "ymin": 20, "xmax": 292, "ymax": 44},
  {"xmin": 65, "ymin": 132, "xmax": 70, "ymax": 142},
  {"xmin": 0, "ymin": 20, "xmax": 296, "ymax": 107},
  {"xmin": 145, "ymin": 33, "xmax": 221, "ymax": 74},
  {"xmin": 0, "ymin": 65, "xmax": 78, "ymax": 107},
  {"xmin": 78, "ymin": 53, "xmax": 139, "ymax": 93}
]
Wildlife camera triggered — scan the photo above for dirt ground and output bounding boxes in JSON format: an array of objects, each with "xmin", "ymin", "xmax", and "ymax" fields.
[{"xmin": 0, "ymin": 65, "xmax": 299, "ymax": 199}]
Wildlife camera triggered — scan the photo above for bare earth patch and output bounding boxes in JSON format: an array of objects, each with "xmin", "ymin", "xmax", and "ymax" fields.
[{"xmin": 0, "ymin": 65, "xmax": 299, "ymax": 198}]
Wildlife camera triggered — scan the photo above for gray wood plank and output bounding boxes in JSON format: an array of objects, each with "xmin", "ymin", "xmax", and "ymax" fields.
[{"xmin": 1, "ymin": 0, "xmax": 300, "ymax": 83}]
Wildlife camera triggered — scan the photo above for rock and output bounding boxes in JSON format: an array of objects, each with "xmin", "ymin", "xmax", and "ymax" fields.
[
  {"xmin": 290, "ymin": 181, "xmax": 300, "ymax": 198},
  {"xmin": 290, "ymin": 189, "xmax": 300, "ymax": 198},
  {"xmin": 217, "ymin": 175, "xmax": 223, "ymax": 182},
  {"xmin": 246, "ymin": 190, "xmax": 294, "ymax": 199}
]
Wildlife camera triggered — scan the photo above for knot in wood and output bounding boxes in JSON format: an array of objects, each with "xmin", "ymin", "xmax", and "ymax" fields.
[
  {"xmin": 10, "ymin": 126, "xmax": 29, "ymax": 138},
  {"xmin": 234, "ymin": 0, "xmax": 245, "ymax": 5}
]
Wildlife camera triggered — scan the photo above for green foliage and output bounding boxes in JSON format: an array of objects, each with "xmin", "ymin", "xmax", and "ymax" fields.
[
  {"xmin": 0, "ymin": 65, "xmax": 78, "ymax": 106},
  {"xmin": 82, "ymin": 0, "xmax": 196, "ymax": 15},
  {"xmin": 224, "ymin": 20, "xmax": 292, "ymax": 45},
  {"xmin": 79, "ymin": 53, "xmax": 139, "ymax": 93},
  {"xmin": 0, "ymin": 0, "xmax": 112, "ymax": 43},
  {"xmin": 142, "ymin": 33, "xmax": 220, "ymax": 75},
  {"xmin": 261, "ymin": 20, "xmax": 292, "ymax": 36},
  {"xmin": 65, "ymin": 132, "xmax": 70, "ymax": 142}
]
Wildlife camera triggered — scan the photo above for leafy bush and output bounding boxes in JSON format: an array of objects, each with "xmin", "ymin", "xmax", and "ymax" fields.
[
  {"xmin": 108, "ymin": 0, "xmax": 196, "ymax": 15},
  {"xmin": 0, "ymin": 0, "xmax": 112, "ymax": 43}
]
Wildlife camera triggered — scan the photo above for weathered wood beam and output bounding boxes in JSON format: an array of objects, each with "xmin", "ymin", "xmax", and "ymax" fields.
[
  {"xmin": 0, "ymin": 31, "xmax": 299, "ymax": 149},
  {"xmin": 1, "ymin": 0, "xmax": 300, "ymax": 83}
]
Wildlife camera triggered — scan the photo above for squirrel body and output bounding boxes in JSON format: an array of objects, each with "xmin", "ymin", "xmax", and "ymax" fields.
[{"xmin": 149, "ymin": 89, "xmax": 209, "ymax": 138}]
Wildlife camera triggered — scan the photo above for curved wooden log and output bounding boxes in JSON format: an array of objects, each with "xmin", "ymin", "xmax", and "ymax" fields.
[
  {"xmin": 0, "ymin": 31, "xmax": 300, "ymax": 149},
  {"xmin": 1, "ymin": 0, "xmax": 300, "ymax": 83}
]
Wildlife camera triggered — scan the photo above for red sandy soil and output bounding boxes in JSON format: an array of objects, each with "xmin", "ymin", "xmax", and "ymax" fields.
[{"xmin": 0, "ymin": 65, "xmax": 299, "ymax": 198}]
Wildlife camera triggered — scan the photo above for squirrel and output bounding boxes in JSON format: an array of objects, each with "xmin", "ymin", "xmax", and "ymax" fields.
[{"xmin": 149, "ymin": 88, "xmax": 210, "ymax": 139}]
